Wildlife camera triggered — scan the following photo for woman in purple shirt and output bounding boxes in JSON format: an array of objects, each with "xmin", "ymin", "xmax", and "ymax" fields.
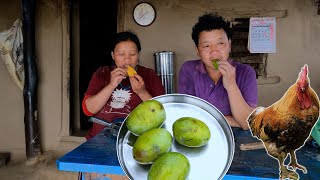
[{"xmin": 179, "ymin": 13, "xmax": 258, "ymax": 130}]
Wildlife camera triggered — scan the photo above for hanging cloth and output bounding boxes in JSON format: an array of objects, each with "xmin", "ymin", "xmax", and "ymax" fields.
[{"xmin": 0, "ymin": 19, "xmax": 24, "ymax": 90}]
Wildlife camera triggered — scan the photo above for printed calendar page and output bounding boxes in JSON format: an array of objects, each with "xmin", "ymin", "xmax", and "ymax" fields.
[{"xmin": 248, "ymin": 17, "xmax": 276, "ymax": 53}]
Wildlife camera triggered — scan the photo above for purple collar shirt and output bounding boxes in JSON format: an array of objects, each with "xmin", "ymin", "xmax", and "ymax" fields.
[{"xmin": 178, "ymin": 59, "xmax": 258, "ymax": 116}]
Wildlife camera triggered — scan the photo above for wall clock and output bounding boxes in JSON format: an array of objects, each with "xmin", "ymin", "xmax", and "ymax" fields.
[{"xmin": 133, "ymin": 2, "xmax": 156, "ymax": 27}]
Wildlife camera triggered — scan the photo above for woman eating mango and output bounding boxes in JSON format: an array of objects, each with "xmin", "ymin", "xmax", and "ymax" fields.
[{"xmin": 82, "ymin": 31, "xmax": 165, "ymax": 140}]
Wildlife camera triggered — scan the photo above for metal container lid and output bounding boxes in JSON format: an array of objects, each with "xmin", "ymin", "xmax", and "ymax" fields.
[{"xmin": 154, "ymin": 51, "xmax": 175, "ymax": 56}]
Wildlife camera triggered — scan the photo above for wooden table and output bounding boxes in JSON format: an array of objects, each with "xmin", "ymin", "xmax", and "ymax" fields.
[{"xmin": 56, "ymin": 127, "xmax": 320, "ymax": 179}]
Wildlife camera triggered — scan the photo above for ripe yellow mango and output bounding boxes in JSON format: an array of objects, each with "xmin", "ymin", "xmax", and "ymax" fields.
[
  {"xmin": 127, "ymin": 66, "xmax": 137, "ymax": 77},
  {"xmin": 172, "ymin": 117, "xmax": 211, "ymax": 147},
  {"xmin": 148, "ymin": 152, "xmax": 190, "ymax": 180},
  {"xmin": 126, "ymin": 99, "xmax": 166, "ymax": 136},
  {"xmin": 132, "ymin": 128, "xmax": 172, "ymax": 164}
]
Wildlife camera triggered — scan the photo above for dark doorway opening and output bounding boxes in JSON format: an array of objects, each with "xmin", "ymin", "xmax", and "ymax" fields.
[{"xmin": 70, "ymin": 0, "xmax": 118, "ymax": 136}]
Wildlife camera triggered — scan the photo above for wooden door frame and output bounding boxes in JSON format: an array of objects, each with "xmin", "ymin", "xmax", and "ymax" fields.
[
  {"xmin": 59, "ymin": 0, "xmax": 126, "ymax": 137},
  {"xmin": 59, "ymin": 0, "xmax": 71, "ymax": 137}
]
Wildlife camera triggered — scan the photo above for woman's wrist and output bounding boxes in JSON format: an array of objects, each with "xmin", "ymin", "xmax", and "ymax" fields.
[
  {"xmin": 137, "ymin": 90, "xmax": 152, "ymax": 101},
  {"xmin": 137, "ymin": 89, "xmax": 147, "ymax": 97},
  {"xmin": 106, "ymin": 83, "xmax": 117, "ymax": 90}
]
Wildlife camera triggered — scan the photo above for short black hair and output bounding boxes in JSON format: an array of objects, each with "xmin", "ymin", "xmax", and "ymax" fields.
[
  {"xmin": 192, "ymin": 13, "xmax": 231, "ymax": 47},
  {"xmin": 111, "ymin": 31, "xmax": 141, "ymax": 52}
]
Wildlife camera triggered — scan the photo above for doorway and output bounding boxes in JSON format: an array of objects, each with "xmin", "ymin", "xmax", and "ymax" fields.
[{"xmin": 70, "ymin": 0, "xmax": 118, "ymax": 136}]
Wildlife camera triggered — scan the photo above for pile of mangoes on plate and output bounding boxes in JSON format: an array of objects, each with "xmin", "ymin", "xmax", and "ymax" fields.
[{"xmin": 126, "ymin": 99, "xmax": 211, "ymax": 180}]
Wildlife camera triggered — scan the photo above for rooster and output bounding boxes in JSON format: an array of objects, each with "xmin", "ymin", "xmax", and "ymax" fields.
[{"xmin": 248, "ymin": 65, "xmax": 319, "ymax": 180}]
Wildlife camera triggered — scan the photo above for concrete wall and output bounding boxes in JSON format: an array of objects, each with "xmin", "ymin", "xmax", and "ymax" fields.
[
  {"xmin": 0, "ymin": 0, "xmax": 67, "ymax": 158},
  {"xmin": 0, "ymin": 0, "xmax": 320, "ymax": 158},
  {"xmin": 0, "ymin": 0, "xmax": 25, "ymax": 158},
  {"xmin": 123, "ymin": 0, "xmax": 320, "ymax": 107},
  {"xmin": 35, "ymin": 0, "xmax": 70, "ymax": 151}
]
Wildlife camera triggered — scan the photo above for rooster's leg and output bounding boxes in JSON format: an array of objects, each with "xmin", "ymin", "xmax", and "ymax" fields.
[
  {"xmin": 278, "ymin": 154, "xmax": 299, "ymax": 180},
  {"xmin": 288, "ymin": 150, "xmax": 307, "ymax": 174}
]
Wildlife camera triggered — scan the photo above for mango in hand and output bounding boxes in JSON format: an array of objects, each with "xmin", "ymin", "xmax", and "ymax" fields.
[
  {"xmin": 127, "ymin": 66, "xmax": 137, "ymax": 77},
  {"xmin": 212, "ymin": 59, "xmax": 219, "ymax": 70},
  {"xmin": 126, "ymin": 99, "xmax": 166, "ymax": 136}
]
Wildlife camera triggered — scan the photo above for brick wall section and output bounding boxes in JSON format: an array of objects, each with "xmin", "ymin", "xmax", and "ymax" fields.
[{"xmin": 230, "ymin": 18, "xmax": 266, "ymax": 79}]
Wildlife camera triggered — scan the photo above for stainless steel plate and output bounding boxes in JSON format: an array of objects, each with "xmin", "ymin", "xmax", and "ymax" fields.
[{"xmin": 117, "ymin": 94, "xmax": 235, "ymax": 180}]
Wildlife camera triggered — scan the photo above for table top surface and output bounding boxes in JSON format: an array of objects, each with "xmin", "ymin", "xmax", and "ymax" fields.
[{"xmin": 56, "ymin": 127, "xmax": 320, "ymax": 179}]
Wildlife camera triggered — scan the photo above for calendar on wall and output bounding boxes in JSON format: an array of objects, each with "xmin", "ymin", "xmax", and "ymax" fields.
[{"xmin": 248, "ymin": 17, "xmax": 276, "ymax": 53}]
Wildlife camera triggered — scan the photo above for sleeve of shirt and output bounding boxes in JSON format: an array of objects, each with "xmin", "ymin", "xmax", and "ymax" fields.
[
  {"xmin": 178, "ymin": 61, "xmax": 195, "ymax": 95},
  {"xmin": 82, "ymin": 95, "xmax": 94, "ymax": 116},
  {"xmin": 241, "ymin": 66, "xmax": 258, "ymax": 108},
  {"xmin": 82, "ymin": 67, "xmax": 108, "ymax": 115},
  {"xmin": 85, "ymin": 67, "xmax": 107, "ymax": 96}
]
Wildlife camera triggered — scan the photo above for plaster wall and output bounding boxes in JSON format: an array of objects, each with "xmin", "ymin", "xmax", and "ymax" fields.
[
  {"xmin": 0, "ymin": 0, "xmax": 66, "ymax": 158},
  {"xmin": 123, "ymin": 0, "xmax": 320, "ymax": 106},
  {"xmin": 0, "ymin": 0, "xmax": 25, "ymax": 158}
]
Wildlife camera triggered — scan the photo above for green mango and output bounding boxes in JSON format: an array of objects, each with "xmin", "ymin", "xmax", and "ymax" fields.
[
  {"xmin": 148, "ymin": 152, "xmax": 190, "ymax": 180},
  {"xmin": 126, "ymin": 99, "xmax": 166, "ymax": 135},
  {"xmin": 172, "ymin": 117, "xmax": 211, "ymax": 147},
  {"xmin": 212, "ymin": 59, "xmax": 219, "ymax": 70},
  {"xmin": 132, "ymin": 128, "xmax": 172, "ymax": 164}
]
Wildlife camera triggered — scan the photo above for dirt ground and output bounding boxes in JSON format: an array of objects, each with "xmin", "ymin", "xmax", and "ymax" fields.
[
  {"xmin": 0, "ymin": 151, "xmax": 79, "ymax": 180},
  {"xmin": 0, "ymin": 139, "xmax": 85, "ymax": 180},
  {"xmin": 0, "ymin": 138, "xmax": 130, "ymax": 180}
]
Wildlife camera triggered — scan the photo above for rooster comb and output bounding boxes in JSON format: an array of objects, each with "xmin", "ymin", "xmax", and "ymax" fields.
[
  {"xmin": 298, "ymin": 64, "xmax": 308, "ymax": 83},
  {"xmin": 302, "ymin": 65, "xmax": 308, "ymax": 75}
]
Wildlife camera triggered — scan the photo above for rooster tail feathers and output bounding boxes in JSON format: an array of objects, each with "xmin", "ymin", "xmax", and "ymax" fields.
[
  {"xmin": 247, "ymin": 110, "xmax": 257, "ymax": 137},
  {"xmin": 247, "ymin": 108, "xmax": 256, "ymax": 124},
  {"xmin": 247, "ymin": 107, "xmax": 265, "ymax": 137}
]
